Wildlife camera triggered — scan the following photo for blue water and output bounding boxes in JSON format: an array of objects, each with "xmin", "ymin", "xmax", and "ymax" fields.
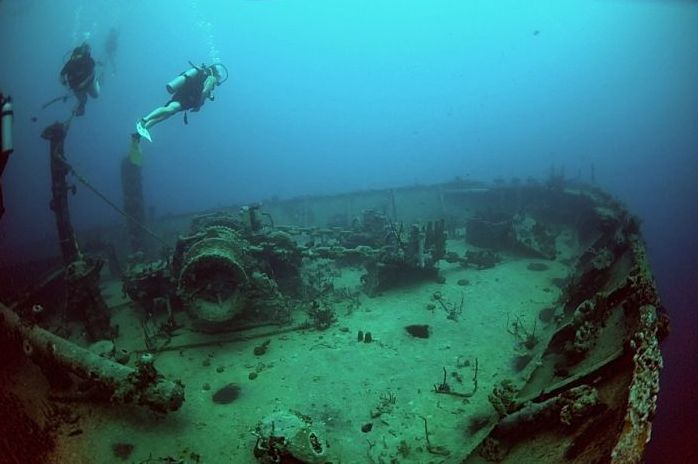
[{"xmin": 1, "ymin": 0, "xmax": 697, "ymax": 460}]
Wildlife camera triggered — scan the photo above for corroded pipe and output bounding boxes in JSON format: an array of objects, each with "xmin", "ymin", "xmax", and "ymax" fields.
[{"xmin": 0, "ymin": 302, "xmax": 184, "ymax": 414}]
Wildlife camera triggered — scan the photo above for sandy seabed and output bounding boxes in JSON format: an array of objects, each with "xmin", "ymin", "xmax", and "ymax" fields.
[{"xmin": 52, "ymin": 236, "xmax": 576, "ymax": 463}]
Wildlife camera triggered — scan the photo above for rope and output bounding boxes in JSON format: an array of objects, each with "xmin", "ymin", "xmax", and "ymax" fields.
[{"xmin": 58, "ymin": 155, "xmax": 168, "ymax": 246}]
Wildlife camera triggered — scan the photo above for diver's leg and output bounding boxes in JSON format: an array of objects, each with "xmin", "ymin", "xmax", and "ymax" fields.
[
  {"xmin": 141, "ymin": 106, "xmax": 167, "ymax": 126},
  {"xmin": 142, "ymin": 101, "xmax": 182, "ymax": 129},
  {"xmin": 74, "ymin": 91, "xmax": 87, "ymax": 116},
  {"xmin": 136, "ymin": 102, "xmax": 182, "ymax": 142}
]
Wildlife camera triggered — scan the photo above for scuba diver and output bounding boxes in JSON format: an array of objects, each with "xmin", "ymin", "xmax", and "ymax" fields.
[
  {"xmin": 134, "ymin": 62, "xmax": 226, "ymax": 143},
  {"xmin": 104, "ymin": 27, "xmax": 119, "ymax": 75},
  {"xmin": 60, "ymin": 42, "xmax": 101, "ymax": 116}
]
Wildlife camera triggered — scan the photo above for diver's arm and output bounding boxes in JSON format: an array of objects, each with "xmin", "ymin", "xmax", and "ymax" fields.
[
  {"xmin": 191, "ymin": 73, "xmax": 218, "ymax": 111},
  {"xmin": 202, "ymin": 75, "xmax": 217, "ymax": 101}
]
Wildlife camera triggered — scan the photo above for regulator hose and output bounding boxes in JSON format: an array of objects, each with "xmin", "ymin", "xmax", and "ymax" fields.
[{"xmin": 213, "ymin": 63, "xmax": 229, "ymax": 85}]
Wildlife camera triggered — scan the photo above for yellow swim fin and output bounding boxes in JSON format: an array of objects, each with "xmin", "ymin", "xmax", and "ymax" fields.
[{"xmin": 129, "ymin": 133, "xmax": 143, "ymax": 166}]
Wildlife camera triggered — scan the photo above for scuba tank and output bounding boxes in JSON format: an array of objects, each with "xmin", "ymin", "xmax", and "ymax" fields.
[
  {"xmin": 166, "ymin": 66, "xmax": 201, "ymax": 94},
  {"xmin": 1, "ymin": 94, "xmax": 13, "ymax": 174},
  {"xmin": 1, "ymin": 93, "xmax": 13, "ymax": 220}
]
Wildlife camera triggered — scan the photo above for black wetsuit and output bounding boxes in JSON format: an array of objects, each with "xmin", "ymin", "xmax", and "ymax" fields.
[
  {"xmin": 61, "ymin": 55, "xmax": 95, "ymax": 91},
  {"xmin": 169, "ymin": 69, "xmax": 207, "ymax": 111}
]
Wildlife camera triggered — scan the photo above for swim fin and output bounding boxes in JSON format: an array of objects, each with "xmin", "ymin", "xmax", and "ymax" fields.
[{"xmin": 136, "ymin": 120, "xmax": 152, "ymax": 142}]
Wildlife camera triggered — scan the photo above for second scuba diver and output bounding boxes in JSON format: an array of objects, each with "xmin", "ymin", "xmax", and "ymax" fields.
[
  {"xmin": 134, "ymin": 63, "xmax": 223, "ymax": 143},
  {"xmin": 60, "ymin": 42, "xmax": 101, "ymax": 117}
]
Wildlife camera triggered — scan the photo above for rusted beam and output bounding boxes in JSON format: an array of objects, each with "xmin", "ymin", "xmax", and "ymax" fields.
[{"xmin": 42, "ymin": 122, "xmax": 79, "ymax": 265}]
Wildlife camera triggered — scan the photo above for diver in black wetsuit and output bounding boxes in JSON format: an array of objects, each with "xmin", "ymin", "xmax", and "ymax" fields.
[{"xmin": 60, "ymin": 42, "xmax": 100, "ymax": 116}]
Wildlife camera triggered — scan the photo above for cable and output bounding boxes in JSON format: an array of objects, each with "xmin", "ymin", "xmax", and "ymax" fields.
[{"xmin": 56, "ymin": 155, "xmax": 168, "ymax": 246}]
